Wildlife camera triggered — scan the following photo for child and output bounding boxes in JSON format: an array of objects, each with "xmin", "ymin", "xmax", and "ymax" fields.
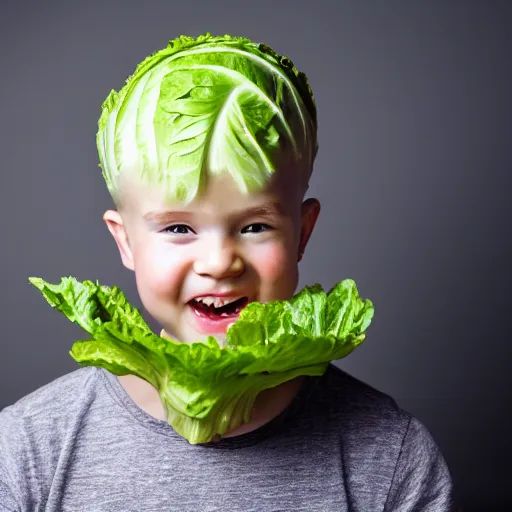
[{"xmin": 0, "ymin": 34, "xmax": 456, "ymax": 511}]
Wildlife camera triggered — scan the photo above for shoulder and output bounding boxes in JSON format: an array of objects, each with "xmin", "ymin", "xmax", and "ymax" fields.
[
  {"xmin": 312, "ymin": 363, "xmax": 410, "ymax": 431},
  {"xmin": 0, "ymin": 367, "xmax": 107, "ymax": 507},
  {"xmin": 0, "ymin": 367, "xmax": 105, "ymax": 446},
  {"xmin": 297, "ymin": 364, "xmax": 414, "ymax": 474},
  {"xmin": 384, "ymin": 414, "xmax": 456, "ymax": 510},
  {"xmin": 309, "ymin": 365, "xmax": 456, "ymax": 510},
  {"xmin": 316, "ymin": 365, "xmax": 448, "ymax": 453},
  {"xmin": 321, "ymin": 363, "xmax": 396, "ymax": 405},
  {"xmin": 318, "ymin": 365, "xmax": 444, "ymax": 448},
  {"xmin": 306, "ymin": 365, "xmax": 433, "ymax": 465},
  {"xmin": 2, "ymin": 367, "xmax": 103, "ymax": 423}
]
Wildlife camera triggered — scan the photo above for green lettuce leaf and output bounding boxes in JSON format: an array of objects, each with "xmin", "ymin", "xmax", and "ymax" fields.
[
  {"xmin": 29, "ymin": 276, "xmax": 373, "ymax": 444},
  {"xmin": 97, "ymin": 33, "xmax": 318, "ymax": 203}
]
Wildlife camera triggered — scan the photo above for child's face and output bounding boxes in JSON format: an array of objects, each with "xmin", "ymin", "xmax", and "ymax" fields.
[{"xmin": 104, "ymin": 169, "xmax": 320, "ymax": 345}]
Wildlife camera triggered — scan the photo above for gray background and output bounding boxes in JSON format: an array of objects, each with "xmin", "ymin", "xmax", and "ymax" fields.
[{"xmin": 1, "ymin": 1, "xmax": 510, "ymax": 509}]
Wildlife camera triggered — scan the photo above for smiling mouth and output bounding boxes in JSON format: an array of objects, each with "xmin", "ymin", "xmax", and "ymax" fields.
[{"xmin": 188, "ymin": 297, "xmax": 249, "ymax": 320}]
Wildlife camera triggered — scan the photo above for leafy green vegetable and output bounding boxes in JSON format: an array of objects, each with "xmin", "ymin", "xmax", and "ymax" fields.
[
  {"xmin": 97, "ymin": 33, "xmax": 318, "ymax": 204},
  {"xmin": 29, "ymin": 276, "xmax": 373, "ymax": 444}
]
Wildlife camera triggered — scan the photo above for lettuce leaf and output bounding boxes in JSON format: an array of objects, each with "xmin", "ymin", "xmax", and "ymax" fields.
[
  {"xmin": 97, "ymin": 33, "xmax": 318, "ymax": 204},
  {"xmin": 29, "ymin": 276, "xmax": 373, "ymax": 444}
]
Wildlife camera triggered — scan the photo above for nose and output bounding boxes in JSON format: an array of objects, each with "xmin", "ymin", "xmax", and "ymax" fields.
[{"xmin": 193, "ymin": 238, "xmax": 245, "ymax": 279}]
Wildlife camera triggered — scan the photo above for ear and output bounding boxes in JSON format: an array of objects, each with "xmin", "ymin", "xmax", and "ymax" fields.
[
  {"xmin": 103, "ymin": 210, "xmax": 135, "ymax": 271},
  {"xmin": 298, "ymin": 198, "xmax": 321, "ymax": 261}
]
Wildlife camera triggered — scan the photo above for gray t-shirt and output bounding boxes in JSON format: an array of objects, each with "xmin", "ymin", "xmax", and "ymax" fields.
[{"xmin": 0, "ymin": 364, "xmax": 456, "ymax": 511}]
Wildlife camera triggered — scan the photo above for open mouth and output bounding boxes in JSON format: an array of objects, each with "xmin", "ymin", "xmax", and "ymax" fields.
[{"xmin": 188, "ymin": 297, "xmax": 249, "ymax": 320}]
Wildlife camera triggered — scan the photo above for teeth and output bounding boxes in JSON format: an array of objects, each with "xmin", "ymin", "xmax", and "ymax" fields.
[
  {"xmin": 195, "ymin": 296, "xmax": 215, "ymax": 306},
  {"xmin": 213, "ymin": 297, "xmax": 225, "ymax": 308},
  {"xmin": 194, "ymin": 296, "xmax": 240, "ymax": 308}
]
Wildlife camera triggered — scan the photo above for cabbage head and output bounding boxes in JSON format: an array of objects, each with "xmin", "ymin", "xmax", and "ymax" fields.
[{"xmin": 97, "ymin": 33, "xmax": 318, "ymax": 204}]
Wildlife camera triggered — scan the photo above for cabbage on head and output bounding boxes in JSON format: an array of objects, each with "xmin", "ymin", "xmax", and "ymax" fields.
[{"xmin": 97, "ymin": 33, "xmax": 318, "ymax": 205}]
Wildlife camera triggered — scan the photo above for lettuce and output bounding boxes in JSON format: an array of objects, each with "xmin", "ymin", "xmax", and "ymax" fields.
[
  {"xmin": 29, "ymin": 277, "xmax": 373, "ymax": 444},
  {"xmin": 97, "ymin": 33, "xmax": 318, "ymax": 204}
]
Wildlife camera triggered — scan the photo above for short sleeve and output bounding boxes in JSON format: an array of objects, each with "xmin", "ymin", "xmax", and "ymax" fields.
[
  {"xmin": 0, "ymin": 406, "xmax": 22, "ymax": 511},
  {"xmin": 384, "ymin": 416, "xmax": 457, "ymax": 512}
]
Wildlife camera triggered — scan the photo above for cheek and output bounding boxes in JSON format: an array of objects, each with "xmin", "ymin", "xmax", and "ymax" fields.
[
  {"xmin": 255, "ymin": 246, "xmax": 288, "ymax": 278},
  {"xmin": 133, "ymin": 243, "xmax": 185, "ymax": 301},
  {"xmin": 251, "ymin": 242, "xmax": 297, "ymax": 290}
]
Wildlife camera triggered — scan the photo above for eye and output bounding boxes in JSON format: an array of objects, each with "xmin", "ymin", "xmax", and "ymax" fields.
[
  {"xmin": 241, "ymin": 223, "xmax": 271, "ymax": 234},
  {"xmin": 164, "ymin": 224, "xmax": 193, "ymax": 235}
]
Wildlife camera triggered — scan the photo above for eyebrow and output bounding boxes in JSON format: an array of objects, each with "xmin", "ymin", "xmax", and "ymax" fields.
[
  {"xmin": 238, "ymin": 201, "xmax": 286, "ymax": 218},
  {"xmin": 142, "ymin": 200, "xmax": 286, "ymax": 224}
]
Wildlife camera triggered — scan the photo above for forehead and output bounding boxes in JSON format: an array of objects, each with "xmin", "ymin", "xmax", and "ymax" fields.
[{"xmin": 118, "ymin": 166, "xmax": 303, "ymax": 217}]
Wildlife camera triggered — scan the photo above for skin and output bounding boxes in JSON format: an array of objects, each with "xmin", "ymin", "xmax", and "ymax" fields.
[{"xmin": 104, "ymin": 165, "xmax": 320, "ymax": 439}]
